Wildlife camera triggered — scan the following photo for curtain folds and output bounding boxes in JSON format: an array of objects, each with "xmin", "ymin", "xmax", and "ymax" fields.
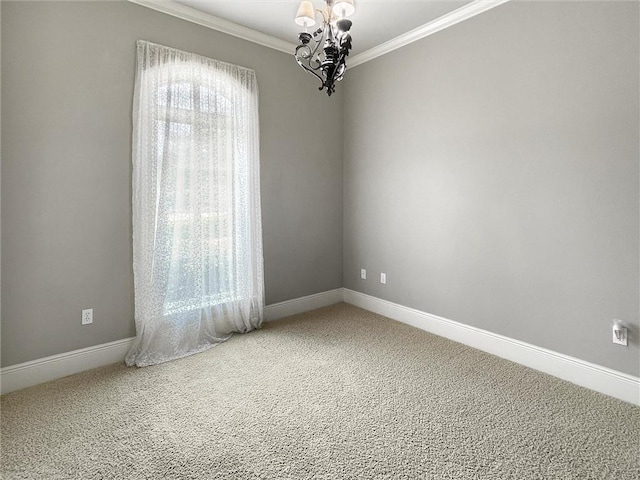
[{"xmin": 126, "ymin": 41, "xmax": 264, "ymax": 367}]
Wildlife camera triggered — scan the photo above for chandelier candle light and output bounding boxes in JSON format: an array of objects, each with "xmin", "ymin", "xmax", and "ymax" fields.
[{"xmin": 294, "ymin": 0, "xmax": 355, "ymax": 96}]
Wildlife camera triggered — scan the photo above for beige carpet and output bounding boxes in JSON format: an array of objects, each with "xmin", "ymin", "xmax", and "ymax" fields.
[{"xmin": 1, "ymin": 303, "xmax": 639, "ymax": 479}]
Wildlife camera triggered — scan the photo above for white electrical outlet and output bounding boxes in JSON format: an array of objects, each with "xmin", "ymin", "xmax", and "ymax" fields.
[
  {"xmin": 360, "ymin": 268, "xmax": 367, "ymax": 280},
  {"xmin": 82, "ymin": 309, "xmax": 93, "ymax": 326},
  {"xmin": 612, "ymin": 320, "xmax": 628, "ymax": 346},
  {"xmin": 380, "ymin": 273, "xmax": 387, "ymax": 284}
]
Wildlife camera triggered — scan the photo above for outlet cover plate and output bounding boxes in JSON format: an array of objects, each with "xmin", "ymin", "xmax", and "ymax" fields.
[
  {"xmin": 82, "ymin": 309, "xmax": 93, "ymax": 325},
  {"xmin": 612, "ymin": 326, "xmax": 628, "ymax": 346}
]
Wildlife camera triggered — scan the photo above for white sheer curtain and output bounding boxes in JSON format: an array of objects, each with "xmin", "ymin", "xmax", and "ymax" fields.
[{"xmin": 126, "ymin": 41, "xmax": 264, "ymax": 367}]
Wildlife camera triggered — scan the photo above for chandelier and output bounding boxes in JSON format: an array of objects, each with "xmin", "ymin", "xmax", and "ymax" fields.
[{"xmin": 294, "ymin": 0, "xmax": 355, "ymax": 96}]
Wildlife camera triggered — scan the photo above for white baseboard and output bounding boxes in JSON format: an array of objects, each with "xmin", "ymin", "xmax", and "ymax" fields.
[
  {"xmin": 343, "ymin": 288, "xmax": 640, "ymax": 406},
  {"xmin": 0, "ymin": 289, "xmax": 345, "ymax": 395},
  {"xmin": 4, "ymin": 288, "xmax": 637, "ymax": 406},
  {"xmin": 265, "ymin": 288, "xmax": 344, "ymax": 321},
  {"xmin": 0, "ymin": 337, "xmax": 135, "ymax": 395}
]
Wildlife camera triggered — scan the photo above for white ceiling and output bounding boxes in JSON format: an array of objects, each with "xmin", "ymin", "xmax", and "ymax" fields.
[{"xmin": 176, "ymin": 1, "xmax": 473, "ymax": 57}]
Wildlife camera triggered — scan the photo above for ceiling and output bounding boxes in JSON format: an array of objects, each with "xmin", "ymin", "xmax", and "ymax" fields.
[{"xmin": 176, "ymin": 1, "xmax": 474, "ymax": 57}]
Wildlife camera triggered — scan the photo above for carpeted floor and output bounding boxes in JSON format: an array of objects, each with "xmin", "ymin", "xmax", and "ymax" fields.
[{"xmin": 1, "ymin": 303, "xmax": 639, "ymax": 479}]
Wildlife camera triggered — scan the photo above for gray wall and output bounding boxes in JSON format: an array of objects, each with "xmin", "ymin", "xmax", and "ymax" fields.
[
  {"xmin": 3, "ymin": 0, "xmax": 639, "ymax": 379},
  {"xmin": 343, "ymin": 1, "xmax": 640, "ymax": 376},
  {"xmin": 1, "ymin": 1, "xmax": 343, "ymax": 366}
]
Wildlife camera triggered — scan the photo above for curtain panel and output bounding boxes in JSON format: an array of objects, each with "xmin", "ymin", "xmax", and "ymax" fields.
[{"xmin": 126, "ymin": 41, "xmax": 264, "ymax": 367}]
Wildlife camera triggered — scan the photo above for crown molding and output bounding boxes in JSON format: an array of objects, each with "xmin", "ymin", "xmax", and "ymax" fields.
[
  {"xmin": 126, "ymin": 0, "xmax": 297, "ymax": 55},
  {"xmin": 349, "ymin": 0, "xmax": 511, "ymax": 68},
  {"xmin": 127, "ymin": 0, "xmax": 509, "ymax": 67}
]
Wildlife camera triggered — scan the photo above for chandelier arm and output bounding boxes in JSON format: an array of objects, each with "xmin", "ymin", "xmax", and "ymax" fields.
[
  {"xmin": 308, "ymin": 26, "xmax": 327, "ymax": 69},
  {"xmin": 329, "ymin": 63, "xmax": 342, "ymax": 87},
  {"xmin": 326, "ymin": 44, "xmax": 346, "ymax": 85},
  {"xmin": 334, "ymin": 63, "xmax": 346, "ymax": 83},
  {"xmin": 317, "ymin": 7, "xmax": 329, "ymax": 24},
  {"xmin": 294, "ymin": 47, "xmax": 325, "ymax": 85},
  {"xmin": 294, "ymin": 21, "xmax": 326, "ymax": 72},
  {"xmin": 335, "ymin": 48, "xmax": 348, "ymax": 81},
  {"xmin": 296, "ymin": 60, "xmax": 324, "ymax": 84},
  {"xmin": 335, "ymin": 32, "xmax": 352, "ymax": 80},
  {"xmin": 294, "ymin": 43, "xmax": 324, "ymax": 75}
]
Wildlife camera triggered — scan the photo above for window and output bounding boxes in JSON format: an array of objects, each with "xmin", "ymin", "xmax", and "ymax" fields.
[{"xmin": 126, "ymin": 41, "xmax": 264, "ymax": 367}]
